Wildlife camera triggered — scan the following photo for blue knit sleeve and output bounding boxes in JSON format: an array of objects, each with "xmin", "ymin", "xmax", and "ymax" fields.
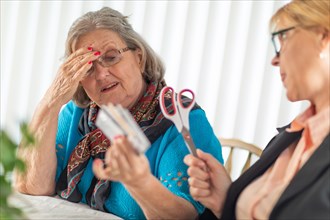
[
  {"xmin": 156, "ymin": 109, "xmax": 223, "ymax": 214},
  {"xmin": 55, "ymin": 101, "xmax": 84, "ymax": 181}
]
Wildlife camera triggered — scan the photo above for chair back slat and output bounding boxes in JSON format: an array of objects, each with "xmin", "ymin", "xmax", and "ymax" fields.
[
  {"xmin": 224, "ymin": 147, "xmax": 234, "ymax": 174},
  {"xmin": 220, "ymin": 138, "xmax": 262, "ymax": 179}
]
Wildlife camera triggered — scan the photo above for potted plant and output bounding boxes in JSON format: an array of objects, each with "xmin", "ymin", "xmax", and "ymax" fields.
[{"xmin": 0, "ymin": 123, "xmax": 34, "ymax": 219}]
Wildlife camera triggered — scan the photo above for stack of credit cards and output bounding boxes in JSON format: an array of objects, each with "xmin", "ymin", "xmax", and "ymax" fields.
[{"xmin": 96, "ymin": 103, "xmax": 150, "ymax": 153}]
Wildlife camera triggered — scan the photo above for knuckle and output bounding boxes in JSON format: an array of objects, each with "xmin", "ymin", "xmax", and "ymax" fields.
[{"xmin": 187, "ymin": 167, "xmax": 192, "ymax": 175}]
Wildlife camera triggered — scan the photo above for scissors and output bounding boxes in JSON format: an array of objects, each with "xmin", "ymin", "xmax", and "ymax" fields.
[{"xmin": 160, "ymin": 86, "xmax": 197, "ymax": 156}]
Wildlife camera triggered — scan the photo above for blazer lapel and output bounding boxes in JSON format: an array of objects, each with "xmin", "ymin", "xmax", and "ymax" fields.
[
  {"xmin": 221, "ymin": 127, "xmax": 303, "ymax": 220},
  {"xmin": 274, "ymin": 134, "xmax": 330, "ymax": 207}
]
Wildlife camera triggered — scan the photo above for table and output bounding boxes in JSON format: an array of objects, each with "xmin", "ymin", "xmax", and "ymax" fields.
[{"xmin": 9, "ymin": 192, "xmax": 122, "ymax": 219}]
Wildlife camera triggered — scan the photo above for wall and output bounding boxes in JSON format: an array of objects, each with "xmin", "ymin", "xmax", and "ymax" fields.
[{"xmin": 0, "ymin": 0, "xmax": 308, "ymax": 148}]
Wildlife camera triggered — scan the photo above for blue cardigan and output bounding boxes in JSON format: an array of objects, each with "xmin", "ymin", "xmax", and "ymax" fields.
[{"xmin": 55, "ymin": 101, "xmax": 223, "ymax": 219}]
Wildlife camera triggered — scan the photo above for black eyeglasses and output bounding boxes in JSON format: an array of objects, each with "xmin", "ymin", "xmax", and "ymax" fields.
[
  {"xmin": 87, "ymin": 47, "xmax": 131, "ymax": 75},
  {"xmin": 271, "ymin": 26, "xmax": 296, "ymax": 56}
]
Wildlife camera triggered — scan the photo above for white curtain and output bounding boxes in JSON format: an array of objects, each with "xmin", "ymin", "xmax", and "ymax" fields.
[{"xmin": 1, "ymin": 0, "xmax": 308, "ymax": 150}]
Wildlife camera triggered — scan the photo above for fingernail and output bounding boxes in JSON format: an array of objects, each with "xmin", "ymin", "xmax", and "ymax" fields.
[
  {"xmin": 87, "ymin": 46, "xmax": 93, "ymax": 51},
  {"xmin": 94, "ymin": 159, "xmax": 101, "ymax": 165},
  {"xmin": 94, "ymin": 51, "xmax": 101, "ymax": 56},
  {"xmin": 114, "ymin": 135, "xmax": 122, "ymax": 140},
  {"xmin": 88, "ymin": 61, "xmax": 92, "ymax": 64}
]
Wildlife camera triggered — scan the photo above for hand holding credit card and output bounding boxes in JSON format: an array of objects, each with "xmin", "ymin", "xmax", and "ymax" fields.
[{"xmin": 95, "ymin": 103, "xmax": 150, "ymax": 153}]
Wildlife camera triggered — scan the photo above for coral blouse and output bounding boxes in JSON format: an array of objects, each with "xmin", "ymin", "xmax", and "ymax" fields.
[{"xmin": 236, "ymin": 105, "xmax": 330, "ymax": 220}]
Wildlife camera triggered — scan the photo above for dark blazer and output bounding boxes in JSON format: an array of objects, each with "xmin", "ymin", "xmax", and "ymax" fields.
[{"xmin": 201, "ymin": 126, "xmax": 330, "ymax": 220}]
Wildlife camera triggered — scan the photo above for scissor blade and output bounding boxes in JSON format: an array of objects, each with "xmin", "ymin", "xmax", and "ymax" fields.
[{"xmin": 181, "ymin": 127, "xmax": 197, "ymax": 157}]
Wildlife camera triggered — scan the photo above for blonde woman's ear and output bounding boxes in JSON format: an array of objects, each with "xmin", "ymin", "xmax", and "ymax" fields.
[
  {"xmin": 322, "ymin": 29, "xmax": 329, "ymax": 39},
  {"xmin": 320, "ymin": 29, "xmax": 329, "ymax": 45},
  {"xmin": 319, "ymin": 29, "xmax": 329, "ymax": 59}
]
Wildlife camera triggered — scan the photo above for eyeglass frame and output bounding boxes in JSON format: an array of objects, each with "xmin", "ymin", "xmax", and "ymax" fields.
[
  {"xmin": 87, "ymin": 47, "xmax": 132, "ymax": 75},
  {"xmin": 271, "ymin": 26, "xmax": 296, "ymax": 57}
]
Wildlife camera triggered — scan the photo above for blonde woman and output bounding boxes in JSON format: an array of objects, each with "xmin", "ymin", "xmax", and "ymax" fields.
[{"xmin": 185, "ymin": 0, "xmax": 330, "ymax": 219}]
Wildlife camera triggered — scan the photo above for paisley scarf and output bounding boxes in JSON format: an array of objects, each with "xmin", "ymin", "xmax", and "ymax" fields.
[{"xmin": 55, "ymin": 80, "xmax": 199, "ymax": 212}]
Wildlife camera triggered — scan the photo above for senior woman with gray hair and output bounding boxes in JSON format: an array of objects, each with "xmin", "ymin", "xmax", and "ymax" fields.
[{"xmin": 14, "ymin": 7, "xmax": 223, "ymax": 219}]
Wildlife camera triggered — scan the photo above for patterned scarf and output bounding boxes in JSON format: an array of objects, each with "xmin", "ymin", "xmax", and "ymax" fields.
[{"xmin": 55, "ymin": 80, "xmax": 199, "ymax": 212}]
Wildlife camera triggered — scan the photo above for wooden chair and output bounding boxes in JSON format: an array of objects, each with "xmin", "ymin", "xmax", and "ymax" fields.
[{"xmin": 219, "ymin": 138, "xmax": 262, "ymax": 178}]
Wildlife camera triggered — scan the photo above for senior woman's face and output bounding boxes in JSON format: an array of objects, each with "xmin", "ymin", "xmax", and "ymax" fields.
[
  {"xmin": 76, "ymin": 29, "xmax": 145, "ymax": 108},
  {"xmin": 271, "ymin": 18, "xmax": 328, "ymax": 103}
]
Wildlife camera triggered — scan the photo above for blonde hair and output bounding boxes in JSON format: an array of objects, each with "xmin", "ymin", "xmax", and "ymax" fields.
[
  {"xmin": 270, "ymin": 0, "xmax": 330, "ymax": 31},
  {"xmin": 65, "ymin": 7, "xmax": 165, "ymax": 108}
]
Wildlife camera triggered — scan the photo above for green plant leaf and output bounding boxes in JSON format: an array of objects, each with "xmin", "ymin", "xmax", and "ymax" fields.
[
  {"xmin": 15, "ymin": 159, "xmax": 26, "ymax": 173},
  {"xmin": 0, "ymin": 175, "xmax": 12, "ymax": 199},
  {"xmin": 1, "ymin": 123, "xmax": 34, "ymax": 219},
  {"xmin": 20, "ymin": 123, "xmax": 35, "ymax": 145},
  {"xmin": 0, "ymin": 131, "xmax": 16, "ymax": 148},
  {"xmin": 0, "ymin": 131, "xmax": 17, "ymax": 173},
  {"xmin": 0, "ymin": 205, "xmax": 23, "ymax": 219}
]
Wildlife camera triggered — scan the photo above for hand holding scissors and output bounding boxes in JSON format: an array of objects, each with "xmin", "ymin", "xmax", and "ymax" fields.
[{"xmin": 160, "ymin": 86, "xmax": 197, "ymax": 156}]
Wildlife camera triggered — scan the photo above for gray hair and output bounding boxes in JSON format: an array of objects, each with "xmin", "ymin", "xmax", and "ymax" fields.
[{"xmin": 65, "ymin": 7, "xmax": 165, "ymax": 108}]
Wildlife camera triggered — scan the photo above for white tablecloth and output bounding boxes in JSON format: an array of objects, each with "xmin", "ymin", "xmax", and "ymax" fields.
[{"xmin": 9, "ymin": 192, "xmax": 122, "ymax": 219}]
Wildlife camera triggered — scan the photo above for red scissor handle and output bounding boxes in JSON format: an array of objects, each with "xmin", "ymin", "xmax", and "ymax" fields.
[
  {"xmin": 177, "ymin": 89, "xmax": 195, "ymax": 110},
  {"xmin": 160, "ymin": 86, "xmax": 177, "ymax": 116}
]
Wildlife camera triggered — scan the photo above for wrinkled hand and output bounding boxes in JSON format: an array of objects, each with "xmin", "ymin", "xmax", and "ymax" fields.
[
  {"xmin": 47, "ymin": 47, "xmax": 99, "ymax": 107},
  {"xmin": 184, "ymin": 149, "xmax": 232, "ymax": 218},
  {"xmin": 93, "ymin": 136, "xmax": 151, "ymax": 188}
]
